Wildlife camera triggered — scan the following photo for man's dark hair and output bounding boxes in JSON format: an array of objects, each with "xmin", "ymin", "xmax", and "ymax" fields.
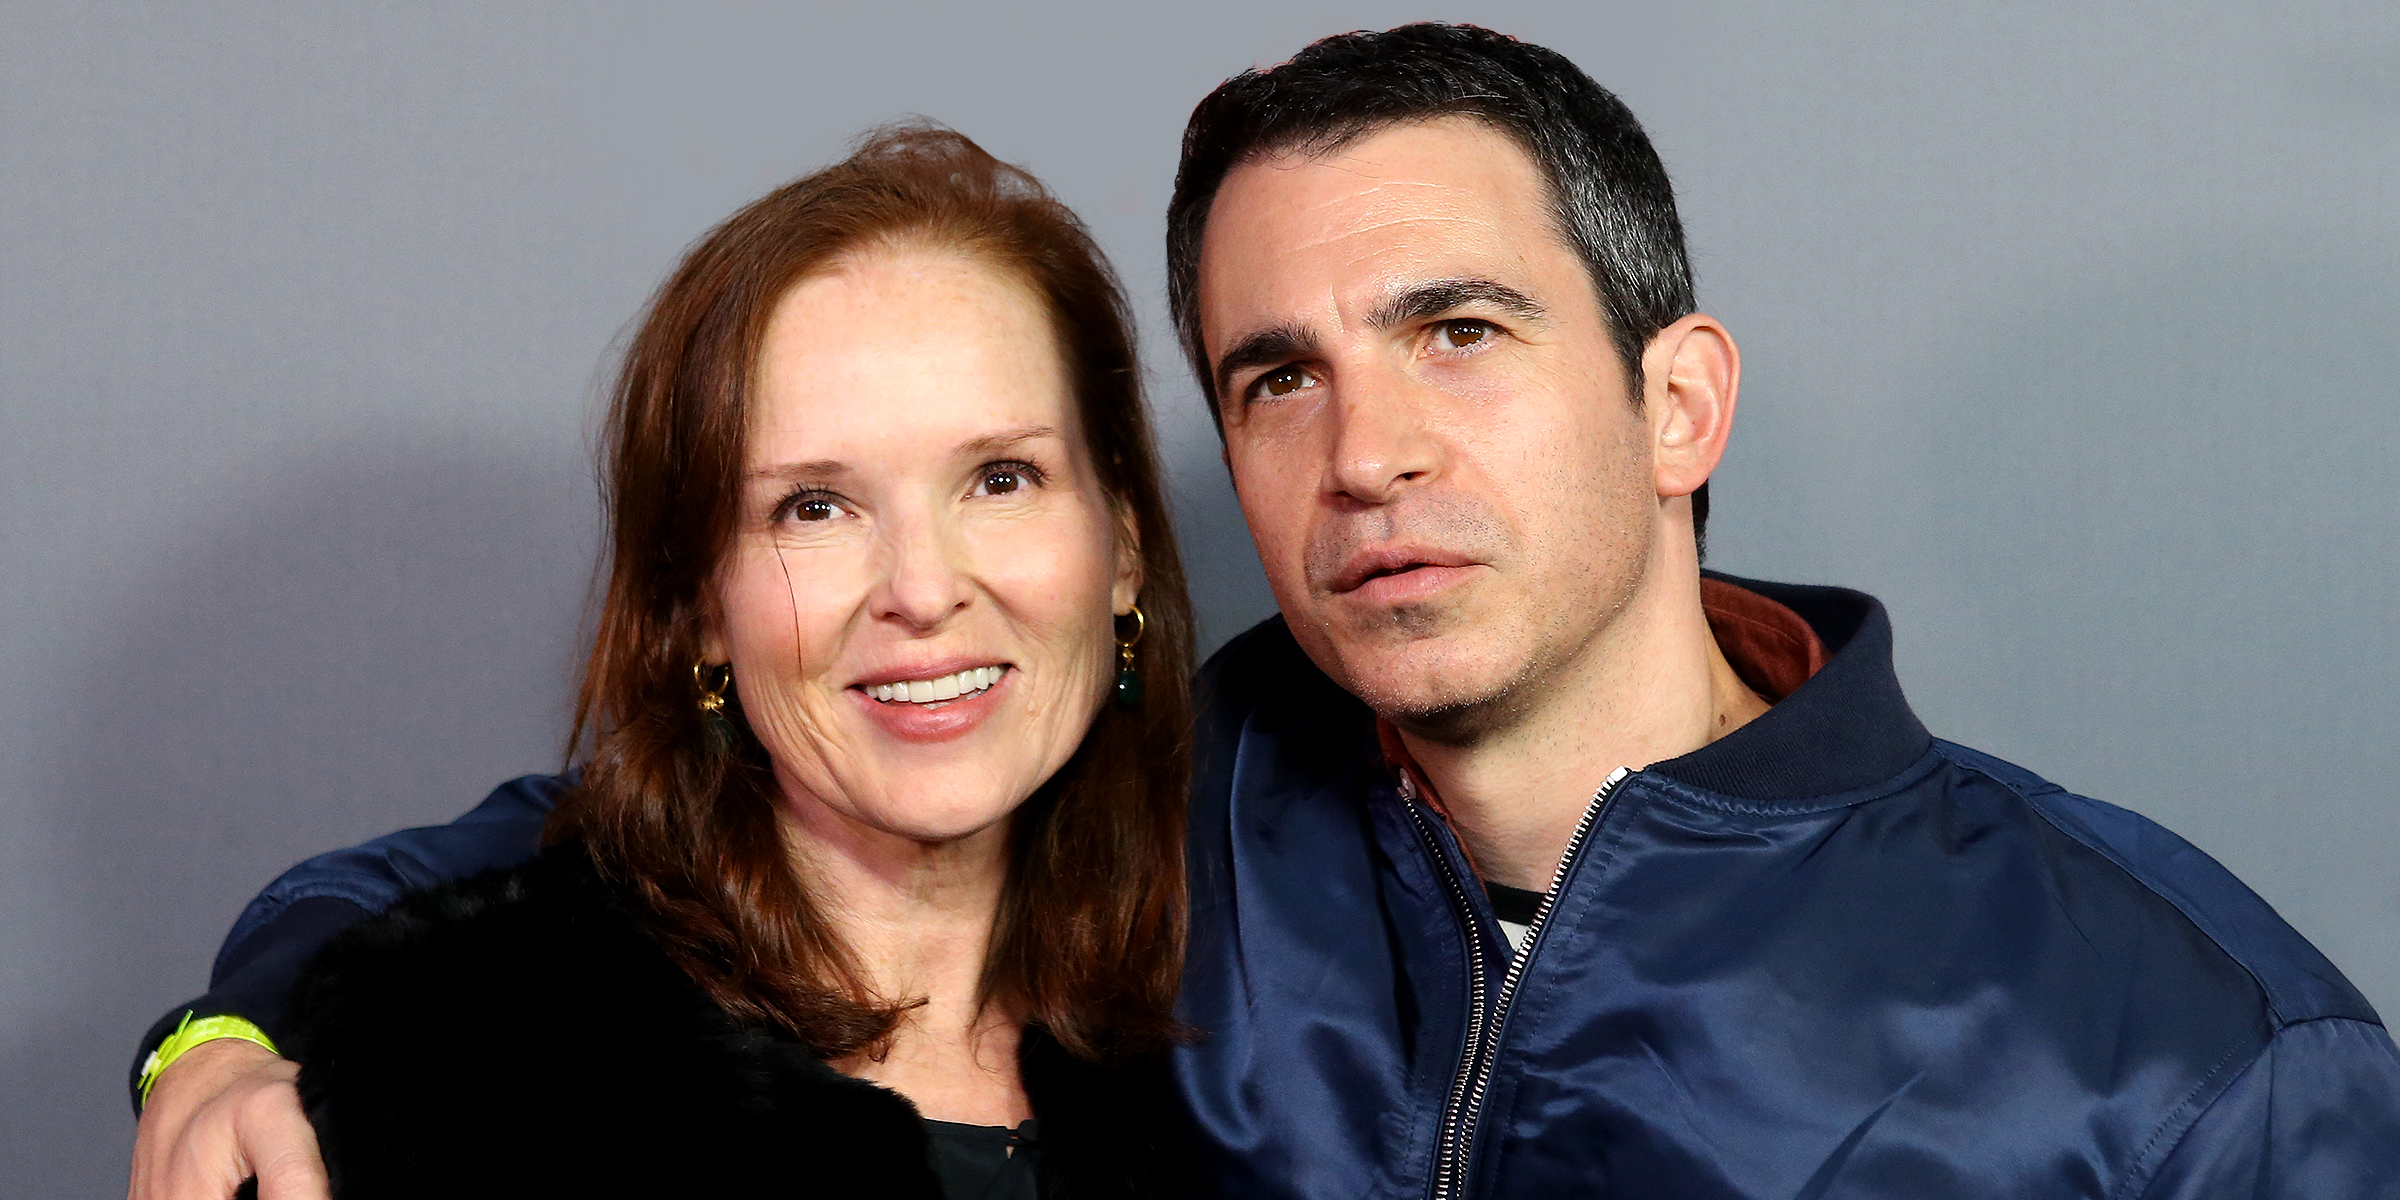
[{"xmin": 1166, "ymin": 22, "xmax": 1710, "ymax": 551}]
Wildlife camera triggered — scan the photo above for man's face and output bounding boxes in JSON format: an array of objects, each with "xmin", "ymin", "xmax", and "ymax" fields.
[{"xmin": 1199, "ymin": 117, "xmax": 1663, "ymax": 737}]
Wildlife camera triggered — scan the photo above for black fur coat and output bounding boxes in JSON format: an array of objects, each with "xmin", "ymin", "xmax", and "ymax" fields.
[{"xmin": 283, "ymin": 843, "xmax": 1191, "ymax": 1199}]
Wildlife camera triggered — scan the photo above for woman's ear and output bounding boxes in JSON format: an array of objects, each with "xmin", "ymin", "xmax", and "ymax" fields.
[
  {"xmin": 695, "ymin": 591, "xmax": 729, "ymax": 666},
  {"xmin": 1111, "ymin": 501, "xmax": 1145, "ymax": 614},
  {"xmin": 1642, "ymin": 313, "xmax": 1741, "ymax": 500}
]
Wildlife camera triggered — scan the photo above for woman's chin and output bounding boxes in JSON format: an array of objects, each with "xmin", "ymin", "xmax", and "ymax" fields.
[
  {"xmin": 863, "ymin": 800, "xmax": 1022, "ymax": 849},
  {"xmin": 779, "ymin": 759, "xmax": 1036, "ymax": 842}
]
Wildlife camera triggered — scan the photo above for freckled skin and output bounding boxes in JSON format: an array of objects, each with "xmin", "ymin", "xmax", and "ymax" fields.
[
  {"xmin": 702, "ymin": 246, "xmax": 1144, "ymax": 1126},
  {"xmin": 711, "ymin": 247, "xmax": 1142, "ymax": 856},
  {"xmin": 1201, "ymin": 119, "xmax": 1657, "ymax": 739}
]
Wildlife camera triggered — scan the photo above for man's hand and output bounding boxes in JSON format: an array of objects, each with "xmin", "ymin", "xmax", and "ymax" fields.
[{"xmin": 127, "ymin": 1038, "xmax": 328, "ymax": 1200}]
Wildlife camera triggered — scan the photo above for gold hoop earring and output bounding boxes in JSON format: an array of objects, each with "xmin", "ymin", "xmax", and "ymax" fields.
[
  {"xmin": 694, "ymin": 661, "xmax": 732, "ymax": 714},
  {"xmin": 694, "ymin": 661, "xmax": 735, "ymax": 751},
  {"xmin": 1113, "ymin": 603, "xmax": 1146, "ymax": 711}
]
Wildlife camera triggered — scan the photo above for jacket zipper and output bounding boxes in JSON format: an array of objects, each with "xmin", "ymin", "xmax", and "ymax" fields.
[
  {"xmin": 1408, "ymin": 766, "xmax": 1634, "ymax": 1200},
  {"xmin": 1401, "ymin": 785, "xmax": 1491, "ymax": 1200}
]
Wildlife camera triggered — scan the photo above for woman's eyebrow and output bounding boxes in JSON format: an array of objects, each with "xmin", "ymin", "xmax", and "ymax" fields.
[
  {"xmin": 956, "ymin": 425, "xmax": 1063, "ymax": 458},
  {"xmin": 1366, "ymin": 277, "xmax": 1548, "ymax": 329},
  {"xmin": 748, "ymin": 460, "xmax": 846, "ymax": 483},
  {"xmin": 744, "ymin": 427, "xmax": 1063, "ymax": 482}
]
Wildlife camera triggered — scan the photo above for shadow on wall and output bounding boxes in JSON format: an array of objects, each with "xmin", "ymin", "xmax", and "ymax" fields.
[
  {"xmin": 7, "ymin": 442, "xmax": 594, "ymax": 1194},
  {"xmin": 1162, "ymin": 422, "xmax": 1280, "ymax": 656},
  {"xmin": 1884, "ymin": 239, "xmax": 2400, "ymax": 1014}
]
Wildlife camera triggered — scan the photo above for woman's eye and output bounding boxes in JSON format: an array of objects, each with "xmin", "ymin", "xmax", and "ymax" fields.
[
  {"xmin": 778, "ymin": 493, "xmax": 849, "ymax": 523},
  {"xmin": 972, "ymin": 461, "xmax": 1044, "ymax": 498},
  {"xmin": 1251, "ymin": 365, "xmax": 1319, "ymax": 400},
  {"xmin": 1432, "ymin": 319, "xmax": 1494, "ymax": 350}
]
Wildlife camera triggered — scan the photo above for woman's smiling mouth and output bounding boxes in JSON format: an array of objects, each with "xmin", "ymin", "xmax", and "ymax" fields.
[
  {"xmin": 862, "ymin": 665, "xmax": 1009, "ymax": 705},
  {"xmin": 851, "ymin": 663, "xmax": 1013, "ymax": 744}
]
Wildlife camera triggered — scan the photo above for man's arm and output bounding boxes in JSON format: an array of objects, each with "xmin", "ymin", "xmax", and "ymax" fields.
[
  {"xmin": 2137, "ymin": 1016, "xmax": 2400, "ymax": 1198},
  {"xmin": 129, "ymin": 772, "xmax": 565, "ymax": 1105},
  {"xmin": 126, "ymin": 774, "xmax": 563, "ymax": 1200}
]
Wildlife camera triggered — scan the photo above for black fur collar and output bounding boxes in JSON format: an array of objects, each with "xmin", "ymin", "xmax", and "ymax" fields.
[{"xmin": 284, "ymin": 843, "xmax": 1189, "ymax": 1199}]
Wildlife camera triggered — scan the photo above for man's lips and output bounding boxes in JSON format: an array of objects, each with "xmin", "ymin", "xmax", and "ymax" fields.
[{"xmin": 1328, "ymin": 546, "xmax": 1480, "ymax": 595}]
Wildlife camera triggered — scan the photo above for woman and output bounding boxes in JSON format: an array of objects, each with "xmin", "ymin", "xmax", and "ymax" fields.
[{"xmin": 276, "ymin": 123, "xmax": 1195, "ymax": 1198}]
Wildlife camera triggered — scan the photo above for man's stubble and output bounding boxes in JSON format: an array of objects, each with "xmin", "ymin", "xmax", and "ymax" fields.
[{"xmin": 1303, "ymin": 481, "xmax": 1654, "ymax": 748}]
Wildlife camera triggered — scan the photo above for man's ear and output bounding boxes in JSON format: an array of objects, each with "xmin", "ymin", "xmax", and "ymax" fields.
[
  {"xmin": 1111, "ymin": 501, "xmax": 1146, "ymax": 614},
  {"xmin": 1641, "ymin": 313, "xmax": 1740, "ymax": 500}
]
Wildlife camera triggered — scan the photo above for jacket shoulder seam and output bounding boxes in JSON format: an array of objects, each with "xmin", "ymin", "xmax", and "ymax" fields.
[
  {"xmin": 2113, "ymin": 1016, "xmax": 2392, "ymax": 1200},
  {"xmin": 2112, "ymin": 1034, "xmax": 2263, "ymax": 1200},
  {"xmin": 1930, "ymin": 744, "xmax": 2297, "ymax": 1027}
]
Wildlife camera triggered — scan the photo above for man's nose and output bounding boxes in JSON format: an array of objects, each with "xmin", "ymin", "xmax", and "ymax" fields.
[
  {"xmin": 871, "ymin": 510, "xmax": 972, "ymax": 632},
  {"xmin": 1325, "ymin": 366, "xmax": 1443, "ymax": 504}
]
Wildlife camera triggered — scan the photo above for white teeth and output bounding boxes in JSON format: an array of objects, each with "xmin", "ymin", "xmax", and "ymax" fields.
[{"xmin": 868, "ymin": 666, "xmax": 1004, "ymax": 704}]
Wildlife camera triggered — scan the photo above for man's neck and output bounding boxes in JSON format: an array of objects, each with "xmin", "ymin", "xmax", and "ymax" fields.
[{"xmin": 1394, "ymin": 564, "xmax": 1768, "ymax": 891}]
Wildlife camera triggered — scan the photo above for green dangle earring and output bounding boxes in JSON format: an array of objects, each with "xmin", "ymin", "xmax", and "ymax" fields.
[
  {"xmin": 1113, "ymin": 603, "xmax": 1146, "ymax": 711},
  {"xmin": 694, "ymin": 661, "xmax": 736, "ymax": 753}
]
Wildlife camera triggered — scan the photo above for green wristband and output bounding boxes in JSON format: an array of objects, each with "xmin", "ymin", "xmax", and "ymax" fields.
[{"xmin": 137, "ymin": 1011, "xmax": 281, "ymax": 1107}]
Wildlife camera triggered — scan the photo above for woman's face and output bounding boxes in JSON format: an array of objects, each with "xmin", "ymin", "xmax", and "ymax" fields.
[{"xmin": 709, "ymin": 246, "xmax": 1139, "ymax": 848}]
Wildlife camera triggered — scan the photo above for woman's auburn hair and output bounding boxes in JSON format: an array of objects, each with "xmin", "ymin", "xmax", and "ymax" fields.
[{"xmin": 544, "ymin": 123, "xmax": 1194, "ymax": 1063}]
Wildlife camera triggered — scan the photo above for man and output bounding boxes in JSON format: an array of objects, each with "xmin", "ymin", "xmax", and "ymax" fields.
[{"xmin": 129, "ymin": 24, "xmax": 2400, "ymax": 1199}]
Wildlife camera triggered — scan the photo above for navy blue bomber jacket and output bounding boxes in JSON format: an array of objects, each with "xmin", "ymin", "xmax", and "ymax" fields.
[{"xmin": 145, "ymin": 577, "xmax": 2400, "ymax": 1198}]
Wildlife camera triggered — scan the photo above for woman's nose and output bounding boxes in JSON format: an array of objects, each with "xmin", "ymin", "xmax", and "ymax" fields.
[{"xmin": 870, "ymin": 512, "xmax": 972, "ymax": 631}]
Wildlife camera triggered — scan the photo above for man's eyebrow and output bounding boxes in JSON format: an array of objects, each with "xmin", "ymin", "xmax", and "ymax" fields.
[
  {"xmin": 1213, "ymin": 324, "xmax": 1321, "ymax": 403},
  {"xmin": 1366, "ymin": 278, "xmax": 1547, "ymax": 330}
]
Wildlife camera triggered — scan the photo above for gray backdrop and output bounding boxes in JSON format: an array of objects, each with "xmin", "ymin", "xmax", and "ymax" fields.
[{"xmin": 4, "ymin": 2, "xmax": 2394, "ymax": 1194}]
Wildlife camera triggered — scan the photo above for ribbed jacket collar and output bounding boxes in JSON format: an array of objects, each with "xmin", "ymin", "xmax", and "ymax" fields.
[{"xmin": 1646, "ymin": 571, "xmax": 1933, "ymax": 801}]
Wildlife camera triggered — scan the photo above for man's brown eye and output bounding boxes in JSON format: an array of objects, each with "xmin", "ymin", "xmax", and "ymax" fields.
[
  {"xmin": 1439, "ymin": 320, "xmax": 1491, "ymax": 348},
  {"xmin": 1262, "ymin": 367, "xmax": 1309, "ymax": 397}
]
